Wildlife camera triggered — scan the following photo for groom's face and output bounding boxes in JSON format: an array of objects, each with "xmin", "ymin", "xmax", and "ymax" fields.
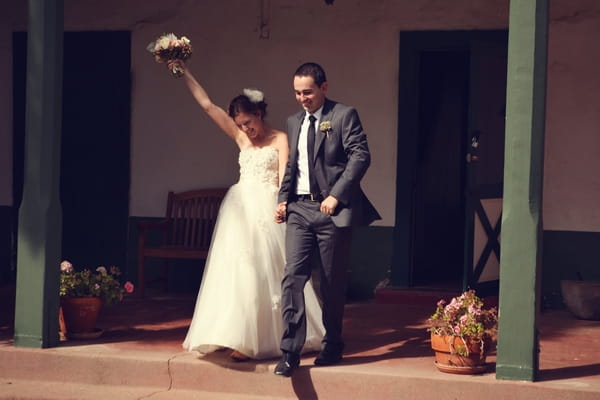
[{"xmin": 294, "ymin": 75, "xmax": 327, "ymax": 114}]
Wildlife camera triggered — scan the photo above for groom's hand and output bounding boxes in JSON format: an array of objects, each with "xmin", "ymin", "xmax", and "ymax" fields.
[
  {"xmin": 275, "ymin": 202, "xmax": 287, "ymax": 223},
  {"xmin": 320, "ymin": 196, "xmax": 339, "ymax": 216}
]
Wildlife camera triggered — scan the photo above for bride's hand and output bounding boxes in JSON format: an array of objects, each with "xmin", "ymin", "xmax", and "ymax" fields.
[
  {"xmin": 275, "ymin": 202, "xmax": 287, "ymax": 223},
  {"xmin": 167, "ymin": 59, "xmax": 186, "ymax": 75}
]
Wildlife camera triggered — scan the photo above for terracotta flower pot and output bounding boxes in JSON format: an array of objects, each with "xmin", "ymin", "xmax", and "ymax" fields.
[
  {"xmin": 59, "ymin": 297, "xmax": 103, "ymax": 339},
  {"xmin": 430, "ymin": 332, "xmax": 489, "ymax": 374}
]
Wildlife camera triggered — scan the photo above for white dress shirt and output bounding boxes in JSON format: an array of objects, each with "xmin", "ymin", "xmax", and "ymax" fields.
[{"xmin": 296, "ymin": 107, "xmax": 323, "ymax": 195}]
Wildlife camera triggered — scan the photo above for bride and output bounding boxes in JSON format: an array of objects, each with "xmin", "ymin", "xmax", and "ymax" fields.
[{"xmin": 167, "ymin": 60, "xmax": 325, "ymax": 360}]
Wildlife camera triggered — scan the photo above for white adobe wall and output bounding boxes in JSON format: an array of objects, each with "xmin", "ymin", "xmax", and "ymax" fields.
[
  {"xmin": 544, "ymin": 1, "xmax": 600, "ymax": 231},
  {"xmin": 1, "ymin": 0, "xmax": 599, "ymax": 231}
]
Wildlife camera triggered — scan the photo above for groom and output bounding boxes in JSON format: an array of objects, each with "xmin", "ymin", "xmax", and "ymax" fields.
[{"xmin": 274, "ymin": 62, "xmax": 380, "ymax": 377}]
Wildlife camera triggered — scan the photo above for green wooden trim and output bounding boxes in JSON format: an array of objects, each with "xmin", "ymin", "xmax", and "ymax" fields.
[
  {"xmin": 14, "ymin": 0, "xmax": 64, "ymax": 349},
  {"xmin": 347, "ymin": 226, "xmax": 394, "ymax": 300},
  {"xmin": 392, "ymin": 32, "xmax": 419, "ymax": 287},
  {"xmin": 496, "ymin": 0, "xmax": 548, "ymax": 382},
  {"xmin": 542, "ymin": 230, "xmax": 600, "ymax": 309}
]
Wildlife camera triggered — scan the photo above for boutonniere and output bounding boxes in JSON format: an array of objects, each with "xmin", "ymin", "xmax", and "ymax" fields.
[{"xmin": 319, "ymin": 121, "xmax": 333, "ymax": 138}]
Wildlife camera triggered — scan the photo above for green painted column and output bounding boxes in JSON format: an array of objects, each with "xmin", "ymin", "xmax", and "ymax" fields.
[
  {"xmin": 496, "ymin": 0, "xmax": 548, "ymax": 381},
  {"xmin": 14, "ymin": 0, "xmax": 64, "ymax": 348}
]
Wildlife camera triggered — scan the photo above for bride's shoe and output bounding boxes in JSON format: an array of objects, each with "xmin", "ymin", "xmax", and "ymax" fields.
[{"xmin": 230, "ymin": 350, "xmax": 250, "ymax": 361}]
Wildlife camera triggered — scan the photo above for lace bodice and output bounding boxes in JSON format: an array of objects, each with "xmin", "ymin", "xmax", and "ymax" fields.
[{"xmin": 238, "ymin": 146, "xmax": 279, "ymax": 187}]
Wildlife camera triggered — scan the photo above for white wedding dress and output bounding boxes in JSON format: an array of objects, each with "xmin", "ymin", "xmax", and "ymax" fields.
[{"xmin": 183, "ymin": 146, "xmax": 325, "ymax": 359}]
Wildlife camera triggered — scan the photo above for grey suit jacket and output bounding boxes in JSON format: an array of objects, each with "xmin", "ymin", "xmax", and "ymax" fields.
[{"xmin": 279, "ymin": 98, "xmax": 380, "ymax": 227}]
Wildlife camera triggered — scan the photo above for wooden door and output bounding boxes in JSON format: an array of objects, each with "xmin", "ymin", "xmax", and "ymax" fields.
[{"xmin": 393, "ymin": 30, "xmax": 507, "ymax": 293}]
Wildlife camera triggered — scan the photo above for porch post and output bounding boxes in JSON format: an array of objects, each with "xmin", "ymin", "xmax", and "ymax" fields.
[
  {"xmin": 13, "ymin": 0, "xmax": 64, "ymax": 348},
  {"xmin": 496, "ymin": 0, "xmax": 548, "ymax": 381}
]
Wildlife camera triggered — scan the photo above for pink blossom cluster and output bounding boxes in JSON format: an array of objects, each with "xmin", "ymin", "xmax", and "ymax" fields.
[
  {"xmin": 60, "ymin": 260, "xmax": 73, "ymax": 273},
  {"xmin": 428, "ymin": 289, "xmax": 496, "ymax": 340},
  {"xmin": 124, "ymin": 281, "xmax": 135, "ymax": 294}
]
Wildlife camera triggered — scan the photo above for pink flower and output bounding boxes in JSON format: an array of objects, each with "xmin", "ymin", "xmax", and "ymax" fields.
[
  {"xmin": 468, "ymin": 304, "xmax": 481, "ymax": 315},
  {"xmin": 124, "ymin": 281, "xmax": 135, "ymax": 294},
  {"xmin": 60, "ymin": 260, "xmax": 73, "ymax": 273}
]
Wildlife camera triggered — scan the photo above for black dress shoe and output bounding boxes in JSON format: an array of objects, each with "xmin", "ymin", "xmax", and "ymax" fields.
[
  {"xmin": 274, "ymin": 352, "xmax": 300, "ymax": 377},
  {"xmin": 314, "ymin": 345, "xmax": 344, "ymax": 366}
]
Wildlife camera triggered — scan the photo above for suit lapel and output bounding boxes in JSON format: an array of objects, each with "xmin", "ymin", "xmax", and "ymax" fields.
[
  {"xmin": 290, "ymin": 111, "xmax": 304, "ymax": 163},
  {"xmin": 314, "ymin": 99, "xmax": 334, "ymax": 162}
]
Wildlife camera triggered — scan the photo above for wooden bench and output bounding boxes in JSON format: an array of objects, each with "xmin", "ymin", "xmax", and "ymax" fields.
[{"xmin": 137, "ymin": 188, "xmax": 228, "ymax": 297}]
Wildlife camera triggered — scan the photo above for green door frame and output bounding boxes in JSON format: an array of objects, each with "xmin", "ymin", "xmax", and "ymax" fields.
[{"xmin": 392, "ymin": 30, "xmax": 507, "ymax": 289}]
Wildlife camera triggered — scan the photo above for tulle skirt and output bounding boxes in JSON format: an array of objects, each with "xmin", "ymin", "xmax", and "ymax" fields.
[{"xmin": 182, "ymin": 180, "xmax": 325, "ymax": 359}]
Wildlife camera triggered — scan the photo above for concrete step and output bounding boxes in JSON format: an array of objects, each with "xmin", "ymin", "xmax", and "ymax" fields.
[
  {"xmin": 1, "ymin": 343, "xmax": 599, "ymax": 400},
  {"xmin": 0, "ymin": 379, "xmax": 289, "ymax": 400}
]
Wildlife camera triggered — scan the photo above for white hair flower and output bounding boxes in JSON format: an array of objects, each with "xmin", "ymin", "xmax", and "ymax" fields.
[{"xmin": 243, "ymin": 88, "xmax": 265, "ymax": 104}]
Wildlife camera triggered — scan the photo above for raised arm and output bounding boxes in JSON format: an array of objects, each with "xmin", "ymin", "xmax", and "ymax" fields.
[
  {"xmin": 273, "ymin": 132, "xmax": 290, "ymax": 188},
  {"xmin": 170, "ymin": 60, "xmax": 248, "ymax": 147}
]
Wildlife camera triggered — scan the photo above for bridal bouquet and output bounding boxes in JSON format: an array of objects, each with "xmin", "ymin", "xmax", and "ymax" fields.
[{"xmin": 146, "ymin": 33, "xmax": 192, "ymax": 78}]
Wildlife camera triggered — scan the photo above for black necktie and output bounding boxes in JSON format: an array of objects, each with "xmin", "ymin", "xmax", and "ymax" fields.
[{"xmin": 307, "ymin": 115, "xmax": 320, "ymax": 196}]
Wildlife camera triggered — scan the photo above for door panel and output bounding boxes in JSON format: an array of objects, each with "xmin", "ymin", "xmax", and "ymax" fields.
[{"xmin": 412, "ymin": 51, "xmax": 468, "ymax": 287}]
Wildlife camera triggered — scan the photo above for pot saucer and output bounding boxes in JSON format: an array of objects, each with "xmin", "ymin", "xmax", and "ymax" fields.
[
  {"xmin": 434, "ymin": 361, "xmax": 489, "ymax": 375},
  {"xmin": 66, "ymin": 328, "xmax": 104, "ymax": 340}
]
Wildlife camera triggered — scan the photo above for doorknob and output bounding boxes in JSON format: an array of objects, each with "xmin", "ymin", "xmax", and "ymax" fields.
[{"xmin": 467, "ymin": 130, "xmax": 481, "ymax": 163}]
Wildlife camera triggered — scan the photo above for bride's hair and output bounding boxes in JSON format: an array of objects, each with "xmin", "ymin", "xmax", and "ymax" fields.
[{"xmin": 228, "ymin": 89, "xmax": 268, "ymax": 119}]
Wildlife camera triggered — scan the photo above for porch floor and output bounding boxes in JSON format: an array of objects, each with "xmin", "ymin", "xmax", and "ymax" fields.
[{"xmin": 1, "ymin": 285, "xmax": 599, "ymax": 399}]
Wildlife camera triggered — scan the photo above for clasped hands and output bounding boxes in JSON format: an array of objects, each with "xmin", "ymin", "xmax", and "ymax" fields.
[{"xmin": 274, "ymin": 196, "xmax": 339, "ymax": 223}]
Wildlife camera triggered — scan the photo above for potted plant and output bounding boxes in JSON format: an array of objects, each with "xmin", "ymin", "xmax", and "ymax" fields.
[
  {"xmin": 427, "ymin": 290, "xmax": 498, "ymax": 374},
  {"xmin": 59, "ymin": 260, "xmax": 134, "ymax": 339}
]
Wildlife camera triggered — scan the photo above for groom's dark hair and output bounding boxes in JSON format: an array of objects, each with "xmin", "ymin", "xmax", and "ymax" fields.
[{"xmin": 294, "ymin": 62, "xmax": 327, "ymax": 87}]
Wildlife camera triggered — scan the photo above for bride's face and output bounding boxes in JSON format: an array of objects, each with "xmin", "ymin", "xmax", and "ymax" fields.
[{"xmin": 235, "ymin": 111, "xmax": 264, "ymax": 139}]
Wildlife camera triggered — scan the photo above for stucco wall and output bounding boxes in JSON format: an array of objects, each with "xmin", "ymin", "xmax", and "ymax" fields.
[
  {"xmin": 128, "ymin": 0, "xmax": 509, "ymax": 224},
  {"xmin": 544, "ymin": 1, "xmax": 600, "ymax": 231},
  {"xmin": 1, "ymin": 0, "xmax": 598, "ymax": 231}
]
